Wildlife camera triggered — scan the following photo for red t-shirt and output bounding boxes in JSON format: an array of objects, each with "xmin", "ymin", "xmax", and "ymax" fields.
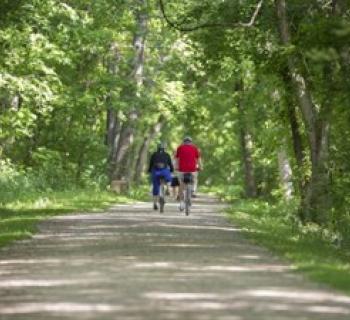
[{"xmin": 175, "ymin": 143, "xmax": 200, "ymax": 172}]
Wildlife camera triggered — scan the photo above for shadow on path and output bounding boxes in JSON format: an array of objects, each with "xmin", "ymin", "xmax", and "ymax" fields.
[{"xmin": 0, "ymin": 195, "xmax": 350, "ymax": 319}]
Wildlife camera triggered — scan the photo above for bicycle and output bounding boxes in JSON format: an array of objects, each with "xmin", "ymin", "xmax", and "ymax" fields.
[{"xmin": 182, "ymin": 173, "xmax": 193, "ymax": 216}]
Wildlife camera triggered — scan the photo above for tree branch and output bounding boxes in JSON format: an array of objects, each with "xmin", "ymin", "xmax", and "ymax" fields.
[
  {"xmin": 241, "ymin": 0, "xmax": 264, "ymax": 27},
  {"xmin": 159, "ymin": 0, "xmax": 264, "ymax": 32}
]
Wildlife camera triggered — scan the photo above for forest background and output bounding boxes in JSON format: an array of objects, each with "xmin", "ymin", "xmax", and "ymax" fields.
[{"xmin": 1, "ymin": 0, "xmax": 350, "ymax": 286}]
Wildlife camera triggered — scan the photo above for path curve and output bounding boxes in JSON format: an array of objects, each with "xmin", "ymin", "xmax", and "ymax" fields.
[{"xmin": 1, "ymin": 195, "xmax": 350, "ymax": 320}]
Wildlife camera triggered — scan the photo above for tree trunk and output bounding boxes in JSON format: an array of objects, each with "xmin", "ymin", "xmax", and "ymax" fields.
[
  {"xmin": 286, "ymin": 102, "xmax": 304, "ymax": 169},
  {"xmin": 105, "ymin": 42, "xmax": 123, "ymax": 182},
  {"xmin": 277, "ymin": 147, "xmax": 293, "ymax": 200},
  {"xmin": 236, "ymin": 81, "xmax": 257, "ymax": 198},
  {"xmin": 334, "ymin": 1, "xmax": 350, "ymax": 91},
  {"xmin": 240, "ymin": 129, "xmax": 257, "ymax": 198},
  {"xmin": 110, "ymin": 0, "xmax": 148, "ymax": 181},
  {"xmin": 280, "ymin": 68, "xmax": 306, "ymax": 195},
  {"xmin": 112, "ymin": 121, "xmax": 135, "ymax": 179},
  {"xmin": 125, "ymin": 140, "xmax": 140, "ymax": 186},
  {"xmin": 280, "ymin": 69, "xmax": 305, "ymax": 170},
  {"xmin": 106, "ymin": 109, "xmax": 122, "ymax": 182},
  {"xmin": 0, "ymin": 93, "xmax": 22, "ymax": 156},
  {"xmin": 275, "ymin": 0, "xmax": 332, "ymax": 224}
]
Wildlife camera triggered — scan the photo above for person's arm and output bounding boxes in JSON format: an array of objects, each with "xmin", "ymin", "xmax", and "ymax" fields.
[
  {"xmin": 196, "ymin": 147, "xmax": 203, "ymax": 171},
  {"xmin": 197, "ymin": 157, "xmax": 203, "ymax": 171},
  {"xmin": 167, "ymin": 153, "xmax": 174, "ymax": 172}
]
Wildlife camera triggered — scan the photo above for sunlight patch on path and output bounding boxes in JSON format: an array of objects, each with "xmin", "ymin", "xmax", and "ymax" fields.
[{"xmin": 1, "ymin": 195, "xmax": 350, "ymax": 320}]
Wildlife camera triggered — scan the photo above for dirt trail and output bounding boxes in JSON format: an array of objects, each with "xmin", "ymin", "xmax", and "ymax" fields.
[{"xmin": 0, "ymin": 195, "xmax": 350, "ymax": 320}]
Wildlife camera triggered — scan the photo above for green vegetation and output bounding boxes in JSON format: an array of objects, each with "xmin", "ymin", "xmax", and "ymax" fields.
[
  {"xmin": 227, "ymin": 199, "xmax": 350, "ymax": 295},
  {"xmin": 0, "ymin": 188, "xmax": 139, "ymax": 248},
  {"xmin": 1, "ymin": 0, "xmax": 350, "ymax": 290}
]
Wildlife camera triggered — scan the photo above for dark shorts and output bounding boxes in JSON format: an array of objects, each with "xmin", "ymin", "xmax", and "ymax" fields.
[{"xmin": 171, "ymin": 176, "xmax": 179, "ymax": 187}]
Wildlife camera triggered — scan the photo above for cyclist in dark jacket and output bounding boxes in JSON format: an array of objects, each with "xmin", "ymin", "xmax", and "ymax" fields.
[{"xmin": 148, "ymin": 143, "xmax": 174, "ymax": 210}]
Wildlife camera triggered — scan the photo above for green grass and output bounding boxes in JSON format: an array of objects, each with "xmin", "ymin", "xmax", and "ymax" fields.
[
  {"xmin": 0, "ymin": 188, "xmax": 144, "ymax": 248},
  {"xmin": 227, "ymin": 199, "xmax": 350, "ymax": 295}
]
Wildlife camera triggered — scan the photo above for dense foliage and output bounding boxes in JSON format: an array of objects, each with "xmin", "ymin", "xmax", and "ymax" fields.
[{"xmin": 1, "ymin": 1, "xmax": 350, "ymax": 246}]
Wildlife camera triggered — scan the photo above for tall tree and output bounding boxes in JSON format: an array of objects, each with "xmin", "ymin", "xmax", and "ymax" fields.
[{"xmin": 110, "ymin": 0, "xmax": 148, "ymax": 182}]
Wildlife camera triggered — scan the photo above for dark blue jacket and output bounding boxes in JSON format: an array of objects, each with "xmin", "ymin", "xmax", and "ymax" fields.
[{"xmin": 148, "ymin": 151, "xmax": 174, "ymax": 173}]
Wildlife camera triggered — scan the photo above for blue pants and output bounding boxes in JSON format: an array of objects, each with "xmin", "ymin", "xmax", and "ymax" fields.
[{"xmin": 151, "ymin": 168, "xmax": 172, "ymax": 196}]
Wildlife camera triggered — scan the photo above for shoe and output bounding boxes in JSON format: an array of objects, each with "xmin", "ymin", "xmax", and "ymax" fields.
[
  {"xmin": 191, "ymin": 193, "xmax": 197, "ymax": 198},
  {"xmin": 179, "ymin": 201, "xmax": 185, "ymax": 211},
  {"xmin": 153, "ymin": 203, "xmax": 158, "ymax": 210}
]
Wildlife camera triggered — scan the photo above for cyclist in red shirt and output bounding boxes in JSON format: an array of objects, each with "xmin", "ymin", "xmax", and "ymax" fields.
[{"xmin": 175, "ymin": 137, "xmax": 202, "ymax": 211}]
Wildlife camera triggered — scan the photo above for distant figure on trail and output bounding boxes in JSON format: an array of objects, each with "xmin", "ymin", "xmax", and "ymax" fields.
[
  {"xmin": 175, "ymin": 136, "xmax": 202, "ymax": 211},
  {"xmin": 148, "ymin": 143, "xmax": 174, "ymax": 210}
]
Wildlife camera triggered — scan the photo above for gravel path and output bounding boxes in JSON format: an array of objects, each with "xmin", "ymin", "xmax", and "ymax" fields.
[{"xmin": 1, "ymin": 195, "xmax": 350, "ymax": 320}]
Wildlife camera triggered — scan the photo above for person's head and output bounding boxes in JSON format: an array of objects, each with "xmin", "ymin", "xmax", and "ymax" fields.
[
  {"xmin": 183, "ymin": 136, "xmax": 192, "ymax": 144},
  {"xmin": 157, "ymin": 142, "xmax": 166, "ymax": 152}
]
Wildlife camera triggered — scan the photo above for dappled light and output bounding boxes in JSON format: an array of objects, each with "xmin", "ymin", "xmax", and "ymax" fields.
[
  {"xmin": 185, "ymin": 265, "xmax": 294, "ymax": 273},
  {"xmin": 1, "ymin": 196, "xmax": 350, "ymax": 319},
  {"xmin": 130, "ymin": 261, "xmax": 293, "ymax": 273},
  {"xmin": 238, "ymin": 255, "xmax": 261, "ymax": 260},
  {"xmin": 0, "ymin": 303, "xmax": 123, "ymax": 315},
  {"xmin": 0, "ymin": 279, "xmax": 85, "ymax": 288},
  {"xmin": 245, "ymin": 289, "xmax": 350, "ymax": 304}
]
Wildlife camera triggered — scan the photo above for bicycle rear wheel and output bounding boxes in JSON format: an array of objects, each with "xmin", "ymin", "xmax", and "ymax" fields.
[{"xmin": 185, "ymin": 183, "xmax": 191, "ymax": 216}]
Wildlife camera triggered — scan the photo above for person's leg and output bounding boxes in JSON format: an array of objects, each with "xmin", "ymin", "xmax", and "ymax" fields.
[
  {"xmin": 172, "ymin": 177, "xmax": 180, "ymax": 200},
  {"xmin": 178, "ymin": 173, "xmax": 184, "ymax": 201},
  {"xmin": 192, "ymin": 171, "xmax": 198, "ymax": 196},
  {"xmin": 157, "ymin": 168, "xmax": 171, "ymax": 196},
  {"xmin": 163, "ymin": 168, "xmax": 173, "ymax": 195},
  {"xmin": 171, "ymin": 177, "xmax": 176, "ymax": 198},
  {"xmin": 177, "ymin": 172, "xmax": 185, "ymax": 210},
  {"xmin": 152, "ymin": 170, "xmax": 160, "ymax": 209},
  {"xmin": 175, "ymin": 186, "xmax": 180, "ymax": 200}
]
